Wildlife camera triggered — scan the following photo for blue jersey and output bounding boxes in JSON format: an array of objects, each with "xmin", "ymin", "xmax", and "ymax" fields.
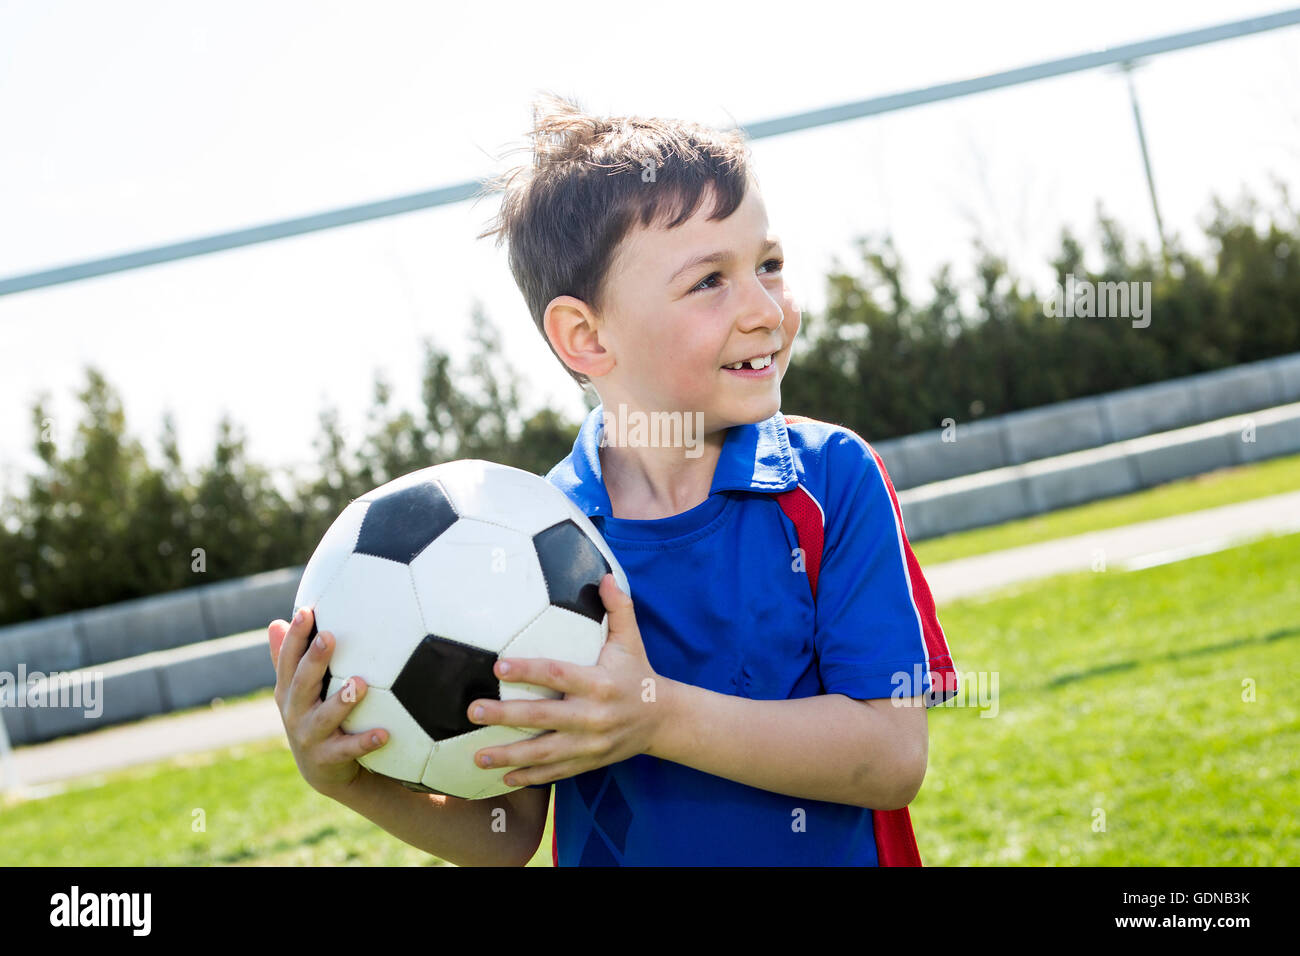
[{"xmin": 539, "ymin": 407, "xmax": 959, "ymax": 865}]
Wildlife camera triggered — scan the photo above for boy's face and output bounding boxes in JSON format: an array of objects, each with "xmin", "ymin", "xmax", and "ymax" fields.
[{"xmin": 590, "ymin": 182, "xmax": 800, "ymax": 433}]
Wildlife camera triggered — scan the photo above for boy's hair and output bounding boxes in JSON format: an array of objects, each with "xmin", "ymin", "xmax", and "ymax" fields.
[{"xmin": 475, "ymin": 91, "xmax": 755, "ymax": 388}]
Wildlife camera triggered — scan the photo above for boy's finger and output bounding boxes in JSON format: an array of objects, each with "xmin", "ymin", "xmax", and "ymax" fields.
[
  {"xmin": 289, "ymin": 625, "xmax": 333, "ymax": 716},
  {"xmin": 275, "ymin": 607, "xmax": 314, "ymax": 696},
  {"xmin": 305, "ymin": 676, "xmax": 368, "ymax": 744},
  {"xmin": 321, "ymin": 726, "xmax": 389, "ymax": 765},
  {"xmin": 268, "ymin": 620, "xmax": 288, "ymax": 669},
  {"xmin": 599, "ymin": 573, "xmax": 638, "ymax": 643}
]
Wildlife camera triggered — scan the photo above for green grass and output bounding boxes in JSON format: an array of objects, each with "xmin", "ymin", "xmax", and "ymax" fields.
[
  {"xmin": 3, "ymin": 531, "xmax": 1295, "ymax": 865},
  {"xmin": 915, "ymin": 530, "xmax": 1300, "ymax": 865},
  {"xmin": 0, "ymin": 735, "xmax": 558, "ymax": 867},
  {"xmin": 910, "ymin": 451, "xmax": 1300, "ymax": 566}
]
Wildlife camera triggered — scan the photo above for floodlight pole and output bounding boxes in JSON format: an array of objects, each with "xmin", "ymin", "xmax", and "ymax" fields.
[{"xmin": 1120, "ymin": 59, "xmax": 1170, "ymax": 261}]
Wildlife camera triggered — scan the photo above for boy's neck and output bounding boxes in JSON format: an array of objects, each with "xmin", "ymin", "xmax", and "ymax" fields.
[{"xmin": 598, "ymin": 427, "xmax": 727, "ymax": 521}]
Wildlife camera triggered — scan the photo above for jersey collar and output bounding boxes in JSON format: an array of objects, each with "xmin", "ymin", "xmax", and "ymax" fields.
[{"xmin": 546, "ymin": 404, "xmax": 799, "ymax": 518}]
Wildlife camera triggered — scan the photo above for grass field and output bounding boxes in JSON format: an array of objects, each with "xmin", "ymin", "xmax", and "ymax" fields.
[
  {"xmin": 909, "ymin": 451, "xmax": 1300, "ymax": 566},
  {"xmin": 3, "ymin": 529, "xmax": 1295, "ymax": 866},
  {"xmin": 916, "ymin": 529, "xmax": 1299, "ymax": 865}
]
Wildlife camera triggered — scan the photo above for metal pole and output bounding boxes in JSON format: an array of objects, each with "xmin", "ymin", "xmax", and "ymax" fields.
[{"xmin": 1121, "ymin": 60, "xmax": 1169, "ymax": 260}]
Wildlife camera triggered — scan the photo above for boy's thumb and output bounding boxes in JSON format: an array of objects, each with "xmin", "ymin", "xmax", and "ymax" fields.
[
  {"xmin": 268, "ymin": 621, "xmax": 287, "ymax": 666},
  {"xmin": 600, "ymin": 573, "xmax": 637, "ymax": 641}
]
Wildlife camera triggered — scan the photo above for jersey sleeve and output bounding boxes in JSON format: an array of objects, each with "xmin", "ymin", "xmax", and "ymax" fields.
[{"xmin": 812, "ymin": 429, "xmax": 959, "ymax": 708}]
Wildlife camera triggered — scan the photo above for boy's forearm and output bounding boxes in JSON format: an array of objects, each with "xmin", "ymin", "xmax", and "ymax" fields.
[
  {"xmin": 329, "ymin": 768, "xmax": 546, "ymax": 866},
  {"xmin": 648, "ymin": 678, "xmax": 925, "ymax": 810}
]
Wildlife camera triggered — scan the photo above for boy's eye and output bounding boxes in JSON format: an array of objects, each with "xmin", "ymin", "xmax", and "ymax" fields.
[{"xmin": 690, "ymin": 257, "xmax": 785, "ymax": 294}]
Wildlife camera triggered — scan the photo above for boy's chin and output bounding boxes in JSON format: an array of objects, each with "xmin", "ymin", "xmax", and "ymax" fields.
[{"xmin": 717, "ymin": 391, "xmax": 782, "ymax": 428}]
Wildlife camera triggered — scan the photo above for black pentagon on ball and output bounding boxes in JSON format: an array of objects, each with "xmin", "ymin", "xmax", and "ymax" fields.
[
  {"xmin": 391, "ymin": 634, "xmax": 501, "ymax": 742},
  {"xmin": 533, "ymin": 520, "xmax": 612, "ymax": 623},
  {"xmin": 355, "ymin": 481, "xmax": 458, "ymax": 564}
]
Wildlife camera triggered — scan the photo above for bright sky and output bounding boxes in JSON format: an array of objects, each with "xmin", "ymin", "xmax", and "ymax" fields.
[{"xmin": 2, "ymin": 0, "xmax": 1298, "ymax": 500}]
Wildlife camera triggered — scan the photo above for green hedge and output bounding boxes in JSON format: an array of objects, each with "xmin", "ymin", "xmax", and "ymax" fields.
[{"xmin": 782, "ymin": 198, "xmax": 1300, "ymax": 439}]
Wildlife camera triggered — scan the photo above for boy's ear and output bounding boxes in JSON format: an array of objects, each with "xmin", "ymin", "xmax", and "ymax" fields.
[{"xmin": 544, "ymin": 295, "xmax": 615, "ymax": 380}]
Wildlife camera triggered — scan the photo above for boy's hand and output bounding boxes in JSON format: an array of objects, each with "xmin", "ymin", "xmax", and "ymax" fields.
[
  {"xmin": 467, "ymin": 574, "xmax": 664, "ymax": 787},
  {"xmin": 268, "ymin": 607, "xmax": 389, "ymax": 800}
]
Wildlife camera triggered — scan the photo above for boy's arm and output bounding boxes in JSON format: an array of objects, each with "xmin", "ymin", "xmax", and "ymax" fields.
[
  {"xmin": 330, "ymin": 769, "xmax": 550, "ymax": 867},
  {"xmin": 269, "ymin": 611, "xmax": 548, "ymax": 867},
  {"xmin": 648, "ymin": 684, "xmax": 927, "ymax": 810}
]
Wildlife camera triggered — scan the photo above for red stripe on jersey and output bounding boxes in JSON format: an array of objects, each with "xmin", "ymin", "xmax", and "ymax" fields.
[
  {"xmin": 865, "ymin": 442, "xmax": 959, "ymax": 702},
  {"xmin": 774, "ymin": 483, "xmax": 824, "ymax": 595},
  {"xmin": 776, "ymin": 481, "xmax": 923, "ymax": 867},
  {"xmin": 775, "ymin": 419, "xmax": 929, "ymax": 867}
]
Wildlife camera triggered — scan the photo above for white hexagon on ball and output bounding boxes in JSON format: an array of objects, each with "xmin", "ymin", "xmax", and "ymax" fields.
[
  {"xmin": 311, "ymin": 553, "xmax": 427, "ymax": 689},
  {"xmin": 294, "ymin": 500, "xmax": 369, "ymax": 612},
  {"xmin": 499, "ymin": 605, "xmax": 605, "ymax": 701},
  {"xmin": 422, "ymin": 723, "xmax": 541, "ymax": 800},
  {"xmin": 410, "ymin": 518, "xmax": 549, "ymax": 653},
  {"xmin": 337, "ymin": 682, "xmax": 436, "ymax": 783},
  {"xmin": 435, "ymin": 459, "xmax": 575, "ymax": 536}
]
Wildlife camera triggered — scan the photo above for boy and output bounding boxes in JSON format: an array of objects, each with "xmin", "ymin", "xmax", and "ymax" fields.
[{"xmin": 268, "ymin": 93, "xmax": 958, "ymax": 866}]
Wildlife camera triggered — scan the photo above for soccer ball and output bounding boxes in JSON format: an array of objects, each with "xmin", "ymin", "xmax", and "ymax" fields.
[{"xmin": 292, "ymin": 459, "xmax": 629, "ymax": 799}]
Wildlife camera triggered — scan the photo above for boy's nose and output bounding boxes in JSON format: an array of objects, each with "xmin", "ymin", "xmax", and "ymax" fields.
[{"xmin": 736, "ymin": 288, "xmax": 786, "ymax": 332}]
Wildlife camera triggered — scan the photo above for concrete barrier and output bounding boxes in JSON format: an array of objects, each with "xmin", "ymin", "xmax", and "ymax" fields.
[
  {"xmin": 75, "ymin": 587, "xmax": 211, "ymax": 667},
  {"xmin": 0, "ymin": 568, "xmax": 302, "ymax": 678},
  {"xmin": 899, "ymin": 473, "xmax": 1034, "ymax": 540},
  {"xmin": 0, "ymin": 616, "xmax": 85, "ymax": 675},
  {"xmin": 159, "ymin": 631, "xmax": 276, "ymax": 713},
  {"xmin": 1025, "ymin": 454, "xmax": 1140, "ymax": 513},
  {"xmin": 1001, "ymin": 398, "xmax": 1110, "ymax": 465},
  {"xmin": 894, "ymin": 419, "xmax": 1009, "ymax": 488},
  {"xmin": 1192, "ymin": 363, "xmax": 1281, "ymax": 421},
  {"xmin": 17, "ymin": 663, "xmax": 165, "ymax": 746},
  {"xmin": 1130, "ymin": 427, "xmax": 1239, "ymax": 488},
  {"xmin": 2, "ymin": 629, "xmax": 274, "ymax": 746},
  {"xmin": 879, "ymin": 350, "xmax": 1300, "ymax": 490},
  {"xmin": 1268, "ymin": 353, "xmax": 1300, "ymax": 405},
  {"xmin": 899, "ymin": 401, "xmax": 1300, "ymax": 542},
  {"xmin": 1237, "ymin": 405, "xmax": 1300, "ymax": 465},
  {"xmin": 200, "ymin": 567, "xmax": 302, "ymax": 642},
  {"xmin": 1100, "ymin": 379, "xmax": 1203, "ymax": 443}
]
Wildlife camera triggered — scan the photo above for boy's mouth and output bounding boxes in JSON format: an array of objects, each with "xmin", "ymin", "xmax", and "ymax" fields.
[
  {"xmin": 722, "ymin": 353, "xmax": 774, "ymax": 371},
  {"xmin": 721, "ymin": 352, "xmax": 776, "ymax": 377}
]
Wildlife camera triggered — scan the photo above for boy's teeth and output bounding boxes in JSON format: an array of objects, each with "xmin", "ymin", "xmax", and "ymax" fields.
[{"xmin": 726, "ymin": 354, "xmax": 773, "ymax": 370}]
